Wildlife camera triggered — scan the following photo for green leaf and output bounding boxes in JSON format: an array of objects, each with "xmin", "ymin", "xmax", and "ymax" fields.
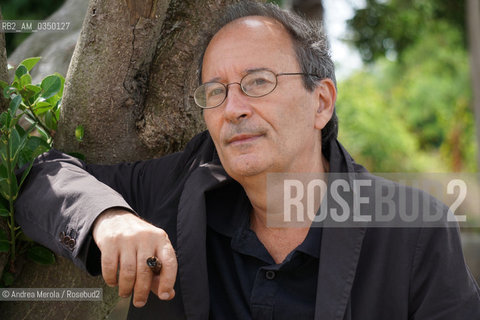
[
  {"xmin": 15, "ymin": 65, "xmax": 28, "ymax": 81},
  {"xmin": 9, "ymin": 95, "xmax": 22, "ymax": 117},
  {"xmin": 0, "ymin": 199, "xmax": 7, "ymax": 212},
  {"xmin": 11, "ymin": 125, "xmax": 35, "ymax": 170},
  {"xmin": 0, "ymin": 178, "xmax": 10, "ymax": 200},
  {"xmin": 0, "ymin": 81, "xmax": 8, "ymax": 90},
  {"xmin": 27, "ymin": 245, "xmax": 56, "ymax": 265},
  {"xmin": 18, "ymin": 161, "xmax": 34, "ymax": 189},
  {"xmin": 25, "ymin": 84, "xmax": 42, "ymax": 95},
  {"xmin": 40, "ymin": 75, "xmax": 61, "ymax": 99},
  {"xmin": 3, "ymin": 86, "xmax": 17, "ymax": 99},
  {"xmin": 18, "ymin": 136, "xmax": 50, "ymax": 168},
  {"xmin": 2, "ymin": 271, "xmax": 14, "ymax": 286},
  {"xmin": 0, "ymin": 229, "xmax": 7, "ymax": 240},
  {"xmin": 19, "ymin": 57, "xmax": 41, "ymax": 71},
  {"xmin": 0, "ymin": 164, "xmax": 7, "ymax": 178},
  {"xmin": 0, "ymin": 112, "xmax": 9, "ymax": 127},
  {"xmin": 45, "ymin": 110, "xmax": 57, "ymax": 131},
  {"xmin": 0, "ymin": 208, "xmax": 9, "ymax": 217},
  {"xmin": 33, "ymin": 101, "xmax": 52, "ymax": 116},
  {"xmin": 9, "ymin": 128, "xmax": 21, "ymax": 155},
  {"xmin": 20, "ymin": 73, "xmax": 32, "ymax": 87},
  {"xmin": 53, "ymin": 72, "xmax": 65, "ymax": 97},
  {"xmin": 0, "ymin": 240, "xmax": 9, "ymax": 253},
  {"xmin": 75, "ymin": 125, "xmax": 84, "ymax": 142}
]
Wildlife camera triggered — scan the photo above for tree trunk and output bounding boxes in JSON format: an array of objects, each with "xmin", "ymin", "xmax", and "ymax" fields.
[
  {"xmin": 56, "ymin": 0, "xmax": 241, "ymax": 163},
  {"xmin": 0, "ymin": 0, "xmax": 251, "ymax": 319},
  {"xmin": 467, "ymin": 0, "xmax": 480, "ymax": 172}
]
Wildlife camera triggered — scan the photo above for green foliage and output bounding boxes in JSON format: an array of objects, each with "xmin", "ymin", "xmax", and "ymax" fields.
[
  {"xmin": 0, "ymin": 57, "xmax": 61, "ymax": 284},
  {"xmin": 347, "ymin": 0, "xmax": 467, "ymax": 63},
  {"xmin": 337, "ymin": 19, "xmax": 475, "ymax": 172},
  {"xmin": 75, "ymin": 125, "xmax": 84, "ymax": 142}
]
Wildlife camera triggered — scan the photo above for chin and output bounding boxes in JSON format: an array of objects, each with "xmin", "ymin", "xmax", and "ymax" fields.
[{"xmin": 224, "ymin": 156, "xmax": 270, "ymax": 179}]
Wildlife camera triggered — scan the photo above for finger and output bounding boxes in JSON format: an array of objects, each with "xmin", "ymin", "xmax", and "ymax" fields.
[
  {"xmin": 101, "ymin": 245, "xmax": 119, "ymax": 287},
  {"xmin": 118, "ymin": 246, "xmax": 137, "ymax": 298},
  {"xmin": 153, "ymin": 242, "xmax": 178, "ymax": 300},
  {"xmin": 132, "ymin": 251, "xmax": 154, "ymax": 308}
]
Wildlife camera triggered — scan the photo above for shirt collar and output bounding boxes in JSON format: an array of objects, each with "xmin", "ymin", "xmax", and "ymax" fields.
[{"xmin": 206, "ymin": 138, "xmax": 351, "ymax": 258}]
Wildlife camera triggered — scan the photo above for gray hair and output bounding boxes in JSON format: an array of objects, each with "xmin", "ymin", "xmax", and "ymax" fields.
[{"xmin": 198, "ymin": 1, "xmax": 338, "ymax": 146}]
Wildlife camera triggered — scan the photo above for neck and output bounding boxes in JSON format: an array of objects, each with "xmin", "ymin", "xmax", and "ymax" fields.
[{"xmin": 239, "ymin": 153, "xmax": 329, "ymax": 230}]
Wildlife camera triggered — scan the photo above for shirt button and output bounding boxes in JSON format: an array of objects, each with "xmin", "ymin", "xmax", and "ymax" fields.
[{"xmin": 265, "ymin": 270, "xmax": 276, "ymax": 280}]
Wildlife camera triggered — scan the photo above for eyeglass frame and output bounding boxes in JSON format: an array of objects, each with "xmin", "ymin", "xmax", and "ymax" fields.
[{"xmin": 193, "ymin": 69, "xmax": 320, "ymax": 109}]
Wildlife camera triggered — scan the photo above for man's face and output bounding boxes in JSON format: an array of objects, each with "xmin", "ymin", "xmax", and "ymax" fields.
[{"xmin": 202, "ymin": 16, "xmax": 331, "ymax": 181}]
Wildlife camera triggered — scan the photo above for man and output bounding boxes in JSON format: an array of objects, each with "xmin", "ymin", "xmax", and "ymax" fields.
[{"xmin": 15, "ymin": 2, "xmax": 480, "ymax": 319}]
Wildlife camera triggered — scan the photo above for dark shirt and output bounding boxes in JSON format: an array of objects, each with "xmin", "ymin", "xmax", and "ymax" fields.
[{"xmin": 205, "ymin": 143, "xmax": 346, "ymax": 319}]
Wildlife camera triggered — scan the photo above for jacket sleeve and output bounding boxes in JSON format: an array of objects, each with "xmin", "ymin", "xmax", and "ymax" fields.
[
  {"xmin": 14, "ymin": 131, "xmax": 211, "ymax": 276},
  {"xmin": 409, "ymin": 219, "xmax": 480, "ymax": 319},
  {"xmin": 13, "ymin": 149, "xmax": 183, "ymax": 275}
]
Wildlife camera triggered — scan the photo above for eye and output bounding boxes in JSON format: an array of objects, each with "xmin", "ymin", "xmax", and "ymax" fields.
[
  {"xmin": 246, "ymin": 76, "xmax": 272, "ymax": 88},
  {"xmin": 206, "ymin": 86, "xmax": 225, "ymax": 98}
]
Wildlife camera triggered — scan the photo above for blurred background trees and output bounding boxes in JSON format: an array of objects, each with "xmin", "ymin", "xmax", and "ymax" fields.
[{"xmin": 341, "ymin": 0, "xmax": 479, "ymax": 173}]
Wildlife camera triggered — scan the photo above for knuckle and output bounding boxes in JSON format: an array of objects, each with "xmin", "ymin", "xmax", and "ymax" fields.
[
  {"xmin": 161, "ymin": 255, "xmax": 177, "ymax": 268},
  {"xmin": 156, "ymin": 229, "xmax": 169, "ymax": 241}
]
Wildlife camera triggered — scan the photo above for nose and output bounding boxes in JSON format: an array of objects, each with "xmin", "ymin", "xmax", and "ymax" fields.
[{"xmin": 223, "ymin": 83, "xmax": 252, "ymax": 123}]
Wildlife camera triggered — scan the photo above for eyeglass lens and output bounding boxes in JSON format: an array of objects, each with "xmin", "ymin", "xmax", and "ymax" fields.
[{"xmin": 194, "ymin": 70, "xmax": 277, "ymax": 109}]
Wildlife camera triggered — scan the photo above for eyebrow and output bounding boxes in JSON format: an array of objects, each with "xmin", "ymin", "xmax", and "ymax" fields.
[{"xmin": 204, "ymin": 67, "xmax": 273, "ymax": 83}]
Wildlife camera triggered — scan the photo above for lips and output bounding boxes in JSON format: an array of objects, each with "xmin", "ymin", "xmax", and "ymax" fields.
[{"xmin": 226, "ymin": 133, "xmax": 264, "ymax": 145}]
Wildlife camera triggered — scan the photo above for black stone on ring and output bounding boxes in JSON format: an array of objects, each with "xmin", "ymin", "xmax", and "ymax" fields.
[{"xmin": 146, "ymin": 256, "xmax": 162, "ymax": 275}]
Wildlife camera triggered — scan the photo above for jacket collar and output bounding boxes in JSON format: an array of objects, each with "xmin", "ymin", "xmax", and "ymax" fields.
[{"xmin": 314, "ymin": 139, "xmax": 367, "ymax": 320}]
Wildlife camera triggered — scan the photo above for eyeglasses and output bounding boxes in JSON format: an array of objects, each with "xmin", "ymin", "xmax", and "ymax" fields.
[{"xmin": 193, "ymin": 69, "xmax": 318, "ymax": 109}]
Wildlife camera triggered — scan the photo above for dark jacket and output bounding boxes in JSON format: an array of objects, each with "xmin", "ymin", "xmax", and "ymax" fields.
[{"xmin": 15, "ymin": 131, "xmax": 480, "ymax": 320}]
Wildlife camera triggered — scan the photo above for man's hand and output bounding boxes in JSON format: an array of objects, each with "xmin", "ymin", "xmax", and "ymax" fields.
[{"xmin": 92, "ymin": 208, "xmax": 177, "ymax": 308}]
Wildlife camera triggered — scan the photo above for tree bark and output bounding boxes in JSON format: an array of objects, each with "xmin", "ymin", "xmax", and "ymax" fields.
[
  {"xmin": 56, "ymin": 0, "xmax": 242, "ymax": 164},
  {"xmin": 467, "ymin": 0, "xmax": 480, "ymax": 172}
]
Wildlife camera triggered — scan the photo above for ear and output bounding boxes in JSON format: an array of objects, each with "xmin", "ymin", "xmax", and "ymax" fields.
[{"xmin": 313, "ymin": 78, "xmax": 337, "ymax": 130}]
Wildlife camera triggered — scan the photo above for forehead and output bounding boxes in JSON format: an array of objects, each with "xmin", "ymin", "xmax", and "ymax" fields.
[{"xmin": 202, "ymin": 16, "xmax": 298, "ymax": 81}]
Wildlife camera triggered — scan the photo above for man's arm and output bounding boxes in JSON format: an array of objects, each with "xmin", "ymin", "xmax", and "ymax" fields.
[{"xmin": 14, "ymin": 150, "xmax": 180, "ymax": 307}]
